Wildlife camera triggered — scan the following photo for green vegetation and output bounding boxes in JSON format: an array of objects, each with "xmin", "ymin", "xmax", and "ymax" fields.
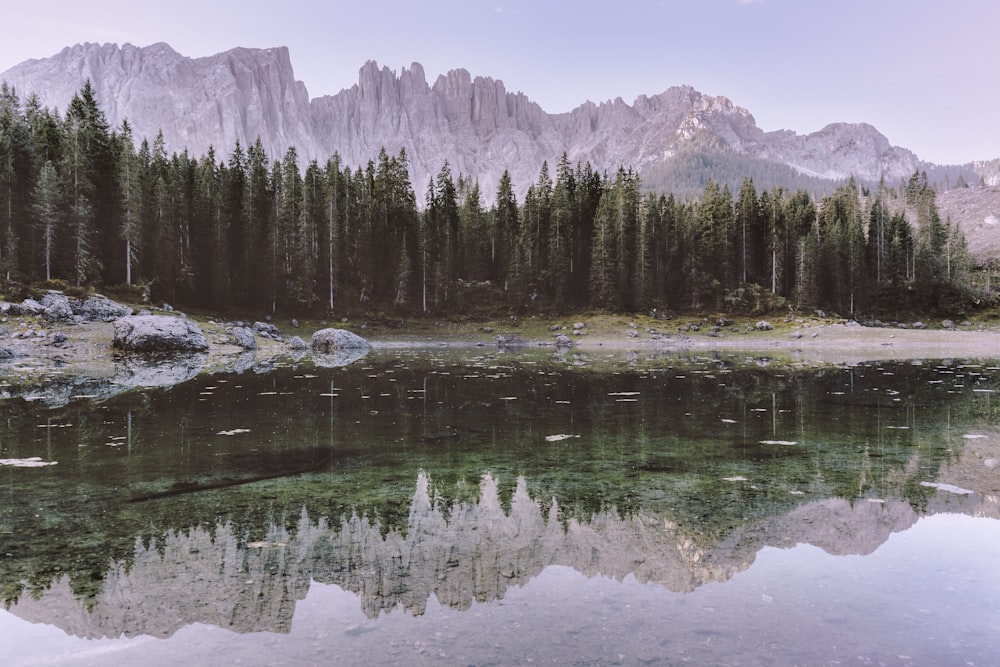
[{"xmin": 0, "ymin": 83, "xmax": 982, "ymax": 320}]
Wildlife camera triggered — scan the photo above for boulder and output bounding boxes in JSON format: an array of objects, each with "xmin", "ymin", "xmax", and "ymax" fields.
[
  {"xmin": 77, "ymin": 294, "xmax": 134, "ymax": 322},
  {"xmin": 253, "ymin": 321, "xmax": 281, "ymax": 338},
  {"xmin": 41, "ymin": 292, "xmax": 74, "ymax": 320},
  {"xmin": 755, "ymin": 320, "xmax": 774, "ymax": 331},
  {"xmin": 20, "ymin": 298, "xmax": 44, "ymax": 315},
  {"xmin": 0, "ymin": 345, "xmax": 15, "ymax": 359},
  {"xmin": 112, "ymin": 315, "xmax": 209, "ymax": 352},
  {"xmin": 287, "ymin": 335, "xmax": 309, "ymax": 350},
  {"xmin": 554, "ymin": 334, "xmax": 572, "ymax": 347},
  {"xmin": 228, "ymin": 326, "xmax": 257, "ymax": 350},
  {"xmin": 310, "ymin": 328, "xmax": 370, "ymax": 352}
]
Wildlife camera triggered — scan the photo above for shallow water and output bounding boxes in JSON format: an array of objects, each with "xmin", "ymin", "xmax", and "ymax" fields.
[{"xmin": 1, "ymin": 348, "xmax": 999, "ymax": 665}]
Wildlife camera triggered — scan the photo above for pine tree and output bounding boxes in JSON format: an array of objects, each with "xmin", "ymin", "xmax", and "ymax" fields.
[
  {"xmin": 548, "ymin": 154, "xmax": 575, "ymax": 308},
  {"xmin": 492, "ymin": 170, "xmax": 519, "ymax": 290},
  {"xmin": 32, "ymin": 160, "xmax": 61, "ymax": 281},
  {"xmin": 117, "ymin": 120, "xmax": 142, "ymax": 285}
]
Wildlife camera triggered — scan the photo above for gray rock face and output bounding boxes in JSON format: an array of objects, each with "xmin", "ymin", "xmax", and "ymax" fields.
[
  {"xmin": 0, "ymin": 42, "xmax": 971, "ymax": 202},
  {"xmin": 310, "ymin": 328, "xmax": 370, "ymax": 352},
  {"xmin": 112, "ymin": 315, "xmax": 209, "ymax": 352}
]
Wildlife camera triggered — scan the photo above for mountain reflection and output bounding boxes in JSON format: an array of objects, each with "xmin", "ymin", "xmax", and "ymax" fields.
[
  {"xmin": 8, "ymin": 469, "xmax": 995, "ymax": 640},
  {"xmin": 4, "ymin": 350, "xmax": 1000, "ymax": 641}
]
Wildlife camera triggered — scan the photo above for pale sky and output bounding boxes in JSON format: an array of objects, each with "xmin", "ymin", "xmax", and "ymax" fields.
[{"xmin": 0, "ymin": 0, "xmax": 996, "ymax": 165}]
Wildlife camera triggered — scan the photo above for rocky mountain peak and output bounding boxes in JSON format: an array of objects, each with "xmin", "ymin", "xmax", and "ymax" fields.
[{"xmin": 0, "ymin": 42, "xmax": 986, "ymax": 200}]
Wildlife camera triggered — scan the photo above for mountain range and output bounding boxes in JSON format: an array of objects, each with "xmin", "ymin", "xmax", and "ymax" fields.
[{"xmin": 0, "ymin": 42, "xmax": 995, "ymax": 201}]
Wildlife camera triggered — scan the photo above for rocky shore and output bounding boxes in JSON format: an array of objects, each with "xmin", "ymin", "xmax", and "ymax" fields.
[
  {"xmin": 0, "ymin": 291, "xmax": 368, "ymax": 406},
  {"xmin": 3, "ymin": 291, "xmax": 1000, "ymax": 406}
]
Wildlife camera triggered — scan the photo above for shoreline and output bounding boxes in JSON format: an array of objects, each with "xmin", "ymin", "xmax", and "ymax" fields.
[{"xmin": 3, "ymin": 313, "xmax": 1000, "ymax": 406}]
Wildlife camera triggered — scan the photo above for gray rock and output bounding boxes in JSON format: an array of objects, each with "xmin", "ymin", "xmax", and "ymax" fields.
[
  {"xmin": 112, "ymin": 315, "xmax": 209, "ymax": 352},
  {"xmin": 20, "ymin": 298, "xmax": 44, "ymax": 315},
  {"xmin": 554, "ymin": 334, "xmax": 572, "ymax": 347},
  {"xmin": 0, "ymin": 345, "xmax": 15, "ymax": 359},
  {"xmin": 76, "ymin": 294, "xmax": 134, "ymax": 322},
  {"xmin": 228, "ymin": 326, "xmax": 257, "ymax": 350},
  {"xmin": 941, "ymin": 319, "xmax": 956, "ymax": 330},
  {"xmin": 573, "ymin": 322, "xmax": 586, "ymax": 331},
  {"xmin": 755, "ymin": 320, "xmax": 774, "ymax": 331},
  {"xmin": 287, "ymin": 335, "xmax": 309, "ymax": 350},
  {"xmin": 41, "ymin": 292, "xmax": 74, "ymax": 320},
  {"xmin": 310, "ymin": 328, "xmax": 370, "ymax": 352},
  {"xmin": 253, "ymin": 321, "xmax": 281, "ymax": 338}
]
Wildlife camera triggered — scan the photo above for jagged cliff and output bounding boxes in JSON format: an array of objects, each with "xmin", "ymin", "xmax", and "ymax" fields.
[{"xmin": 0, "ymin": 42, "xmax": 977, "ymax": 199}]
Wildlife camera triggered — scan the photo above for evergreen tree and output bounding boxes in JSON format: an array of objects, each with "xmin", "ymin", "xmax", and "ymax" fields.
[
  {"xmin": 492, "ymin": 170, "xmax": 519, "ymax": 289},
  {"xmin": 116, "ymin": 120, "xmax": 142, "ymax": 286},
  {"xmin": 32, "ymin": 160, "xmax": 61, "ymax": 281}
]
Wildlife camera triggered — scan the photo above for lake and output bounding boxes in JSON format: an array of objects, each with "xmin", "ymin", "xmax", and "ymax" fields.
[{"xmin": 1, "ymin": 347, "xmax": 999, "ymax": 666}]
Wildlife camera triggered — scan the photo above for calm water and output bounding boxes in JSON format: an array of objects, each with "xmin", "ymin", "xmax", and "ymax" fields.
[{"xmin": 1, "ymin": 347, "xmax": 999, "ymax": 666}]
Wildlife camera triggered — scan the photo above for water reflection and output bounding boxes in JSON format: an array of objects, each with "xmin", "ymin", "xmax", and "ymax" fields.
[
  {"xmin": 6, "ymin": 468, "xmax": 997, "ymax": 642},
  {"xmin": 1, "ymin": 349, "xmax": 999, "ymax": 663}
]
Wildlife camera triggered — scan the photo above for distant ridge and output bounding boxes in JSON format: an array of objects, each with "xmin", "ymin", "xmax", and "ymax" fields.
[{"xmin": 0, "ymin": 42, "xmax": 990, "ymax": 198}]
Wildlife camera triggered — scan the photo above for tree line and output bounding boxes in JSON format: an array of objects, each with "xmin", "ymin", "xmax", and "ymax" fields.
[{"xmin": 0, "ymin": 82, "xmax": 978, "ymax": 318}]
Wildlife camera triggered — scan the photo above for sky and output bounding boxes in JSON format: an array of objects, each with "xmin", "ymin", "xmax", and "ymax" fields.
[{"xmin": 0, "ymin": 0, "xmax": 996, "ymax": 165}]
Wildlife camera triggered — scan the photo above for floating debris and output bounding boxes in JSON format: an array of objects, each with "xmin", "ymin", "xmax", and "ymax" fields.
[
  {"xmin": 217, "ymin": 428, "xmax": 251, "ymax": 436},
  {"xmin": 607, "ymin": 391, "xmax": 641, "ymax": 396},
  {"xmin": 0, "ymin": 457, "xmax": 58, "ymax": 468},
  {"xmin": 545, "ymin": 434, "xmax": 580, "ymax": 442},
  {"xmin": 962, "ymin": 434, "xmax": 988, "ymax": 439},
  {"xmin": 920, "ymin": 482, "xmax": 974, "ymax": 495},
  {"xmin": 722, "ymin": 476, "xmax": 747, "ymax": 482},
  {"xmin": 721, "ymin": 418, "xmax": 737, "ymax": 424},
  {"xmin": 760, "ymin": 440, "xmax": 797, "ymax": 446}
]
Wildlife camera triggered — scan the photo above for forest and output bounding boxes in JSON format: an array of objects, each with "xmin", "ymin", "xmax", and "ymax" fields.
[{"xmin": 0, "ymin": 82, "xmax": 982, "ymax": 320}]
